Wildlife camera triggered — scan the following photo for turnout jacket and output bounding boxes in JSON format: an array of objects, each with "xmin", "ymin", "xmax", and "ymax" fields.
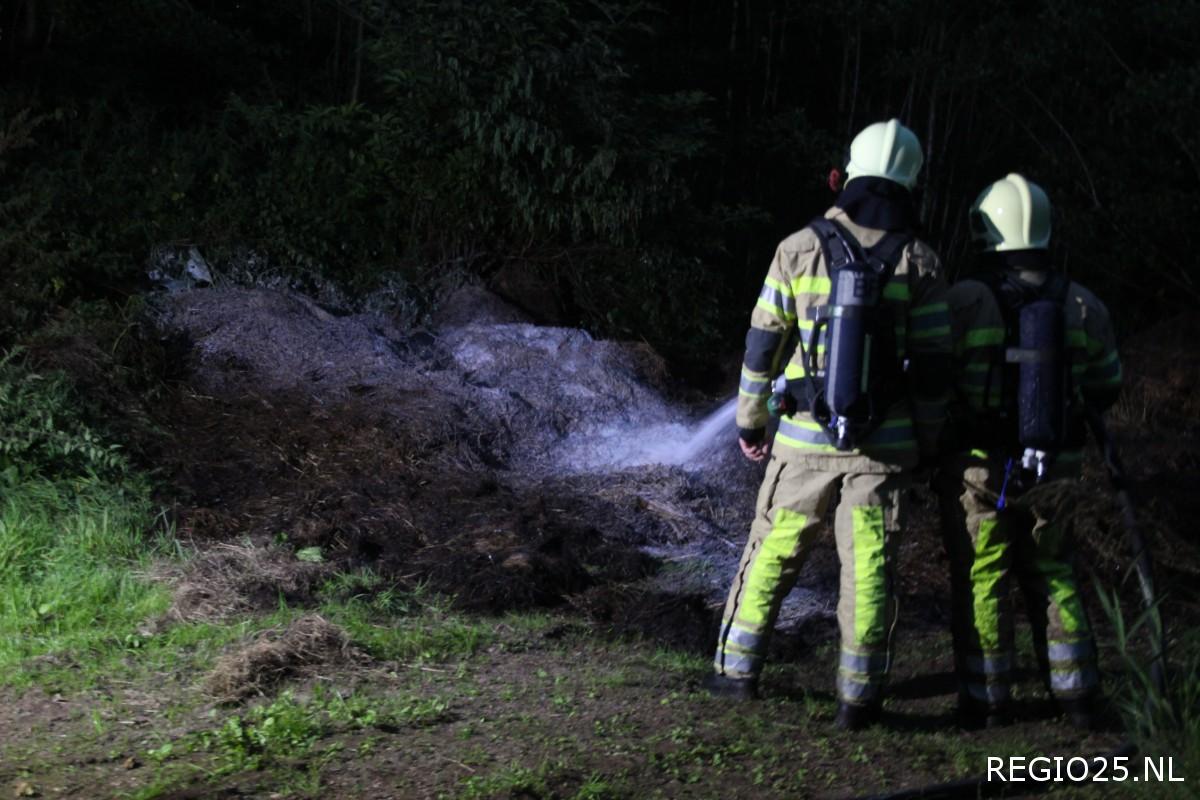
[
  {"xmin": 737, "ymin": 206, "xmax": 952, "ymax": 472},
  {"xmin": 945, "ymin": 271, "xmax": 1122, "ymax": 470}
]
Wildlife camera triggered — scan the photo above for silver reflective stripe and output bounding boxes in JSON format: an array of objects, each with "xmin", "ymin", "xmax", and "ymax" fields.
[
  {"xmin": 739, "ymin": 373, "xmax": 771, "ymax": 396},
  {"xmin": 966, "ymin": 682, "xmax": 1010, "ymax": 703},
  {"xmin": 1047, "ymin": 639, "xmax": 1094, "ymax": 663},
  {"xmin": 965, "ymin": 653, "xmax": 1013, "ymax": 676},
  {"xmin": 716, "ymin": 651, "xmax": 761, "ymax": 678},
  {"xmin": 1050, "ymin": 666, "xmax": 1099, "ymax": 693},
  {"xmin": 759, "ymin": 283, "xmax": 795, "ymax": 318},
  {"xmin": 777, "ymin": 418, "xmax": 833, "ymax": 446},
  {"xmin": 725, "ymin": 625, "xmax": 765, "ymax": 654},
  {"xmin": 837, "ymin": 674, "xmax": 882, "ymax": 703},
  {"xmin": 840, "ymin": 649, "xmax": 889, "ymax": 674}
]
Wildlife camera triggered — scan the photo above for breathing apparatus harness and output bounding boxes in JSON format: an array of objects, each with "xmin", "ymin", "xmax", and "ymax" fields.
[
  {"xmin": 971, "ymin": 269, "xmax": 1073, "ymax": 505},
  {"xmin": 770, "ymin": 218, "xmax": 911, "ymax": 451}
]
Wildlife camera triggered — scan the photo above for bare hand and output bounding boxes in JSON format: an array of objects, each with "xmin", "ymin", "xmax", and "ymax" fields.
[{"xmin": 739, "ymin": 437, "xmax": 770, "ymax": 462}]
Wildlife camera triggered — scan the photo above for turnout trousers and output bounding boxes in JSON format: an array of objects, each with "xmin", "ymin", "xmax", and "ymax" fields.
[
  {"xmin": 936, "ymin": 453, "xmax": 1099, "ymax": 712},
  {"xmin": 713, "ymin": 456, "xmax": 909, "ymax": 707}
]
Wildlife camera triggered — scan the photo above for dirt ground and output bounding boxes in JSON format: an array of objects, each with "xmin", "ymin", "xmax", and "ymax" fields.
[{"xmin": 4, "ymin": 291, "xmax": 1198, "ymax": 799}]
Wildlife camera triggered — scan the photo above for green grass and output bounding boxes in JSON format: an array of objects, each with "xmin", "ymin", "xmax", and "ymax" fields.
[
  {"xmin": 0, "ymin": 476, "xmax": 171, "ymax": 687},
  {"xmin": 134, "ymin": 684, "xmax": 453, "ymax": 798},
  {"xmin": 317, "ymin": 574, "xmax": 494, "ymax": 663}
]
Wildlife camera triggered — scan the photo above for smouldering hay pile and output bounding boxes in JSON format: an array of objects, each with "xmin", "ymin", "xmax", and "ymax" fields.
[
  {"xmin": 205, "ymin": 615, "xmax": 357, "ymax": 702},
  {"xmin": 141, "ymin": 285, "xmax": 765, "ymax": 633},
  {"xmin": 1094, "ymin": 313, "xmax": 1200, "ymax": 610},
  {"xmin": 169, "ymin": 543, "xmax": 332, "ymax": 622}
]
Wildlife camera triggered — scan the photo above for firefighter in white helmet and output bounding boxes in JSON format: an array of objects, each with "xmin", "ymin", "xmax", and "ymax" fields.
[
  {"xmin": 937, "ymin": 173, "xmax": 1122, "ymax": 729},
  {"xmin": 706, "ymin": 119, "xmax": 952, "ymax": 730}
]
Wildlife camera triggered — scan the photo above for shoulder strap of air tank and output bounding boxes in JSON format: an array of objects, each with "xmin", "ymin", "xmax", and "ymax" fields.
[
  {"xmin": 977, "ymin": 270, "xmax": 1016, "ymax": 328},
  {"xmin": 809, "ymin": 217, "xmax": 858, "ymax": 271},
  {"xmin": 866, "ymin": 230, "xmax": 912, "ymax": 271},
  {"xmin": 1041, "ymin": 271, "xmax": 1071, "ymax": 305},
  {"xmin": 865, "ymin": 230, "xmax": 912, "ymax": 292}
]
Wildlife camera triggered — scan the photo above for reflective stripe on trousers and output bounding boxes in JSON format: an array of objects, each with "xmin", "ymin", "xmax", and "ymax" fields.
[
  {"xmin": 837, "ymin": 646, "xmax": 889, "ymax": 705},
  {"xmin": 962, "ymin": 650, "xmax": 1013, "ymax": 706},
  {"xmin": 714, "ymin": 502, "xmax": 814, "ymax": 679},
  {"xmin": 939, "ymin": 454, "xmax": 1099, "ymax": 706},
  {"xmin": 1047, "ymin": 637, "xmax": 1099, "ymax": 697},
  {"xmin": 712, "ymin": 463, "xmax": 907, "ymax": 705}
]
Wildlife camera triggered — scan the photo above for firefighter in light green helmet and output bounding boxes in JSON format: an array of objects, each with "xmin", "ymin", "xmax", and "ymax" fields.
[
  {"xmin": 937, "ymin": 173, "xmax": 1122, "ymax": 729},
  {"xmin": 705, "ymin": 119, "xmax": 952, "ymax": 730}
]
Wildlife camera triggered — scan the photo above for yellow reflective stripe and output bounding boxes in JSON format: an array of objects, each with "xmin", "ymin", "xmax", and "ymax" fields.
[
  {"xmin": 969, "ymin": 449, "xmax": 989, "ymax": 459},
  {"xmin": 774, "ymin": 431, "xmax": 838, "ymax": 452},
  {"xmin": 1032, "ymin": 525, "xmax": 1087, "ymax": 634},
  {"xmin": 764, "ymin": 275, "xmax": 792, "ymax": 297},
  {"xmin": 791, "ymin": 275, "xmax": 831, "ymax": 295},
  {"xmin": 755, "ymin": 297, "xmax": 795, "ymax": 322},
  {"xmin": 962, "ymin": 328, "xmax": 1004, "ymax": 348},
  {"xmin": 882, "ymin": 281, "xmax": 910, "ymax": 302},
  {"xmin": 971, "ymin": 517, "xmax": 1008, "ymax": 651},
  {"xmin": 852, "ymin": 506, "xmax": 887, "ymax": 643},
  {"xmin": 739, "ymin": 367, "xmax": 768, "ymax": 383},
  {"xmin": 910, "ymin": 302, "xmax": 949, "ymax": 317},
  {"xmin": 910, "ymin": 325, "xmax": 950, "ymax": 339},
  {"xmin": 1086, "ymin": 351, "xmax": 1122, "ymax": 384},
  {"xmin": 783, "ymin": 353, "xmax": 823, "ymax": 380},
  {"xmin": 780, "ymin": 416, "xmax": 909, "ymax": 433},
  {"xmin": 737, "ymin": 508, "xmax": 808, "ymax": 627}
]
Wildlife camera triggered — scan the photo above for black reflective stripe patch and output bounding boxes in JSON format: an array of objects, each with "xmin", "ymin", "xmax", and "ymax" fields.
[{"xmin": 744, "ymin": 328, "xmax": 784, "ymax": 372}]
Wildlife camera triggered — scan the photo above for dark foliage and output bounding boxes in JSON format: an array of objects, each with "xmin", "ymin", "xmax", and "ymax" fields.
[{"xmin": 2, "ymin": 0, "xmax": 1197, "ymax": 367}]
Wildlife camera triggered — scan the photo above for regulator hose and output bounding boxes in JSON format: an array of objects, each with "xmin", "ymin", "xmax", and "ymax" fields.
[{"xmin": 847, "ymin": 410, "xmax": 1168, "ymax": 800}]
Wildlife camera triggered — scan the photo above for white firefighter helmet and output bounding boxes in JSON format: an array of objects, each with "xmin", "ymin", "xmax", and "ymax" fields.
[
  {"xmin": 969, "ymin": 173, "xmax": 1052, "ymax": 251},
  {"xmin": 845, "ymin": 119, "xmax": 924, "ymax": 189}
]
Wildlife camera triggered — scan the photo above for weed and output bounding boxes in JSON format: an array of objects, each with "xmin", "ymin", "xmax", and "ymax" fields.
[
  {"xmin": 0, "ymin": 476, "xmax": 170, "ymax": 688},
  {"xmin": 321, "ymin": 591, "xmax": 491, "ymax": 663},
  {"xmin": 574, "ymin": 773, "xmax": 621, "ymax": 800},
  {"xmin": 202, "ymin": 691, "xmax": 322, "ymax": 771},
  {"xmin": 458, "ymin": 763, "xmax": 549, "ymax": 799},
  {"xmin": 646, "ymin": 648, "xmax": 709, "ymax": 675},
  {"xmin": 1098, "ymin": 587, "xmax": 1200, "ymax": 798}
]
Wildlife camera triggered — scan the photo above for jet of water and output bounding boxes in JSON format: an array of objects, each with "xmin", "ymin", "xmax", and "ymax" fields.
[
  {"xmin": 566, "ymin": 396, "xmax": 739, "ymax": 471},
  {"xmin": 669, "ymin": 397, "xmax": 738, "ymax": 465}
]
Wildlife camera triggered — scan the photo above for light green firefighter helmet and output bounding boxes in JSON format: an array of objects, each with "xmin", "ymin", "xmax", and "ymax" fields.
[
  {"xmin": 845, "ymin": 119, "xmax": 924, "ymax": 189},
  {"xmin": 969, "ymin": 173, "xmax": 1052, "ymax": 251}
]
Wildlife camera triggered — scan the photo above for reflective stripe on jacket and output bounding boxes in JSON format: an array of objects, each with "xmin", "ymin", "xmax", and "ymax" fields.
[
  {"xmin": 945, "ymin": 272, "xmax": 1122, "ymax": 461},
  {"xmin": 737, "ymin": 206, "xmax": 951, "ymax": 471}
]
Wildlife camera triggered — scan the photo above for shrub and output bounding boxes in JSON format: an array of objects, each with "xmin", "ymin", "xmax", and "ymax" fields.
[{"xmin": 0, "ymin": 349, "xmax": 130, "ymax": 483}]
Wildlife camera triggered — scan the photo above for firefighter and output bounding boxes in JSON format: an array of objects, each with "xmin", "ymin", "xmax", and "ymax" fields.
[
  {"xmin": 706, "ymin": 119, "xmax": 952, "ymax": 730},
  {"xmin": 937, "ymin": 173, "xmax": 1122, "ymax": 729}
]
